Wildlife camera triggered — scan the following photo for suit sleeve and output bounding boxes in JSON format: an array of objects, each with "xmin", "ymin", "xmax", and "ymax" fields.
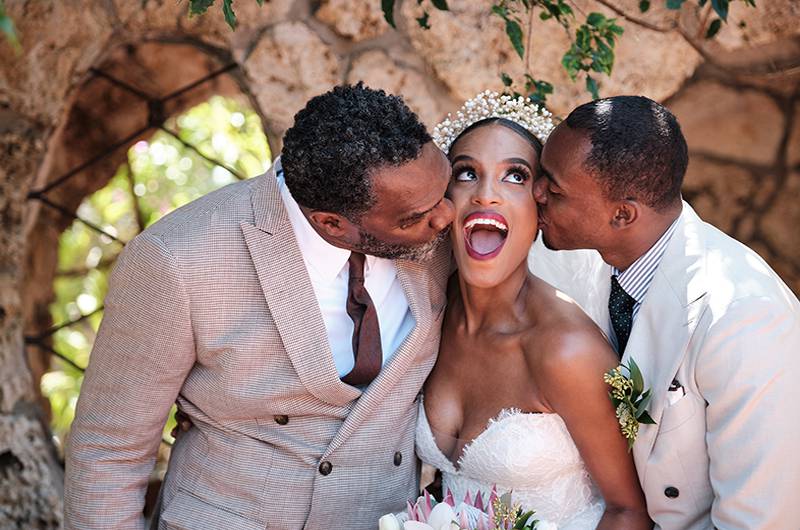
[
  {"xmin": 696, "ymin": 296, "xmax": 800, "ymax": 529},
  {"xmin": 64, "ymin": 232, "xmax": 196, "ymax": 529}
]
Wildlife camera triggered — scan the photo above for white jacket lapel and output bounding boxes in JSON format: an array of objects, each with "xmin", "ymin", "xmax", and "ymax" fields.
[{"xmin": 622, "ymin": 203, "xmax": 709, "ymax": 466}]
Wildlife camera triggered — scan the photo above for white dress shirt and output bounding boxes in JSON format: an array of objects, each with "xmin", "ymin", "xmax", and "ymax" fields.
[{"xmin": 276, "ymin": 161, "xmax": 415, "ymax": 378}]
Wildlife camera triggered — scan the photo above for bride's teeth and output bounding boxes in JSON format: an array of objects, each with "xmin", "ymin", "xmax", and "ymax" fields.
[{"xmin": 465, "ymin": 218, "xmax": 508, "ymax": 231}]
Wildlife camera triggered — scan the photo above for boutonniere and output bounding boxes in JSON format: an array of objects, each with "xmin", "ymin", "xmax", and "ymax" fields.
[{"xmin": 604, "ymin": 358, "xmax": 656, "ymax": 450}]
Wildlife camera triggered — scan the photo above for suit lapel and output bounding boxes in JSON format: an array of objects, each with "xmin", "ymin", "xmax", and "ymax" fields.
[
  {"xmin": 622, "ymin": 203, "xmax": 709, "ymax": 467},
  {"xmin": 242, "ymin": 166, "xmax": 360, "ymax": 406},
  {"xmin": 323, "ymin": 259, "xmax": 433, "ymax": 457}
]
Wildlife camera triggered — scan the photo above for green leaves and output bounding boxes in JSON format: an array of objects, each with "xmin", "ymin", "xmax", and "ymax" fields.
[
  {"xmin": 710, "ymin": 0, "xmax": 729, "ymax": 21},
  {"xmin": 384, "ymin": 0, "xmax": 449, "ymax": 30},
  {"xmin": 639, "ymin": 0, "xmax": 651, "ymax": 12},
  {"xmin": 382, "ymin": 0, "xmax": 397, "ymax": 28},
  {"xmin": 604, "ymin": 357, "xmax": 657, "ymax": 450},
  {"xmin": 222, "ymin": 0, "xmax": 236, "ymax": 29},
  {"xmin": 188, "ymin": 0, "xmax": 215, "ymax": 15},
  {"xmin": 0, "ymin": 0, "xmax": 20, "ymax": 52},
  {"xmin": 666, "ymin": 0, "xmax": 687, "ymax": 9},
  {"xmin": 506, "ymin": 18, "xmax": 525, "ymax": 59},
  {"xmin": 187, "ymin": 0, "xmax": 266, "ymax": 30},
  {"xmin": 561, "ymin": 12, "xmax": 623, "ymax": 98},
  {"xmin": 705, "ymin": 18, "xmax": 722, "ymax": 38}
]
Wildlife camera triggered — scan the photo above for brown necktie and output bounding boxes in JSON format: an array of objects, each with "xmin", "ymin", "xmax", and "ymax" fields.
[{"xmin": 341, "ymin": 252, "xmax": 383, "ymax": 386}]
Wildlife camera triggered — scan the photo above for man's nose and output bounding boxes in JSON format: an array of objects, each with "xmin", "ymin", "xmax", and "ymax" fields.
[{"xmin": 430, "ymin": 197, "xmax": 455, "ymax": 232}]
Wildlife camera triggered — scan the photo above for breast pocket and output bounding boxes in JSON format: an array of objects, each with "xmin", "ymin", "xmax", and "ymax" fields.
[{"xmin": 658, "ymin": 392, "xmax": 700, "ymax": 435}]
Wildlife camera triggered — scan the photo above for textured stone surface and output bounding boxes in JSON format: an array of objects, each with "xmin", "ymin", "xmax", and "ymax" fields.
[
  {"xmin": 243, "ymin": 21, "xmax": 341, "ymax": 140},
  {"xmin": 347, "ymin": 50, "xmax": 441, "ymax": 127},
  {"xmin": 683, "ymin": 157, "xmax": 756, "ymax": 234},
  {"xmin": 316, "ymin": 0, "xmax": 388, "ymax": 42},
  {"xmin": 402, "ymin": 0, "xmax": 701, "ymax": 116},
  {"xmin": 715, "ymin": 1, "xmax": 800, "ymax": 51},
  {"xmin": 669, "ymin": 81, "xmax": 785, "ymax": 165},
  {"xmin": 0, "ymin": 1, "xmax": 114, "ymax": 123},
  {"xmin": 762, "ymin": 171, "xmax": 800, "ymax": 263}
]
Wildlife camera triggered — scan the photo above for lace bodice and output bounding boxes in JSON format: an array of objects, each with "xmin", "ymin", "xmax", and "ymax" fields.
[{"xmin": 416, "ymin": 401, "xmax": 605, "ymax": 529}]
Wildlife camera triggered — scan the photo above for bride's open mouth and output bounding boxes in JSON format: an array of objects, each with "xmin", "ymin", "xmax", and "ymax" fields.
[{"xmin": 463, "ymin": 211, "xmax": 509, "ymax": 261}]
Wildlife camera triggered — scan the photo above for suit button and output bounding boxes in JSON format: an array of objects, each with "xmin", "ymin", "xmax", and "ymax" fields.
[
  {"xmin": 319, "ymin": 461, "xmax": 332, "ymax": 476},
  {"xmin": 274, "ymin": 415, "xmax": 289, "ymax": 425},
  {"xmin": 664, "ymin": 486, "xmax": 679, "ymax": 498},
  {"xmin": 393, "ymin": 451, "xmax": 403, "ymax": 466}
]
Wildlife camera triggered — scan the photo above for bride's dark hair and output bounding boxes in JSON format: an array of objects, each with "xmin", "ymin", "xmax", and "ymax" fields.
[{"xmin": 448, "ymin": 117, "xmax": 544, "ymax": 157}]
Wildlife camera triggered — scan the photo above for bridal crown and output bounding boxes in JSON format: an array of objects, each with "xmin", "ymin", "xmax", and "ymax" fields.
[{"xmin": 432, "ymin": 90, "xmax": 556, "ymax": 154}]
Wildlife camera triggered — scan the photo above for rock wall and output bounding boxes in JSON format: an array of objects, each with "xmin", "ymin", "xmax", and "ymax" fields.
[{"xmin": 0, "ymin": 0, "xmax": 798, "ymax": 526}]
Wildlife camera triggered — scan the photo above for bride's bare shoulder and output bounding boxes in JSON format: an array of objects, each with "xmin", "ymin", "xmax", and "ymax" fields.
[{"xmin": 523, "ymin": 276, "xmax": 617, "ymax": 381}]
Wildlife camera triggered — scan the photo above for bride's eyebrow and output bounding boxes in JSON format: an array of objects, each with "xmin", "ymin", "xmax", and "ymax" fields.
[
  {"xmin": 450, "ymin": 154, "xmax": 476, "ymax": 164},
  {"xmin": 502, "ymin": 157, "xmax": 532, "ymax": 170}
]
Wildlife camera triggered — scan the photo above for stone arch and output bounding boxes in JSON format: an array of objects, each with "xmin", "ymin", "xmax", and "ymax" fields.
[{"xmin": 23, "ymin": 40, "xmax": 262, "ymax": 413}]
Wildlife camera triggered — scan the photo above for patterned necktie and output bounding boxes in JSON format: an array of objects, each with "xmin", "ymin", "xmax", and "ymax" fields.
[
  {"xmin": 609, "ymin": 275, "xmax": 637, "ymax": 356},
  {"xmin": 341, "ymin": 252, "xmax": 383, "ymax": 386}
]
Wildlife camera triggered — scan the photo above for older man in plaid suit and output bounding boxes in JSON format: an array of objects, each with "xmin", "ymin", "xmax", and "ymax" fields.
[{"xmin": 65, "ymin": 84, "xmax": 455, "ymax": 530}]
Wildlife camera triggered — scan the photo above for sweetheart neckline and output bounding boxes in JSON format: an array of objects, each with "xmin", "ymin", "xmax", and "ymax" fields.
[{"xmin": 419, "ymin": 399, "xmax": 563, "ymax": 472}]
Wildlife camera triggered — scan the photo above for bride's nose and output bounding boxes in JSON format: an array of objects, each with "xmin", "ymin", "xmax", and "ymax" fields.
[{"xmin": 471, "ymin": 176, "xmax": 501, "ymax": 206}]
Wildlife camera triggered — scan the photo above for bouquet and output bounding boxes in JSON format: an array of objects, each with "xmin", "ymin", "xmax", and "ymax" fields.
[{"xmin": 378, "ymin": 488, "xmax": 557, "ymax": 530}]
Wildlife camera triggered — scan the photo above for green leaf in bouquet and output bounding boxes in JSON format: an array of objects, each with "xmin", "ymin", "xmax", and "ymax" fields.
[
  {"xmin": 629, "ymin": 357, "xmax": 645, "ymax": 395},
  {"xmin": 431, "ymin": 0, "xmax": 449, "ymax": 11},
  {"xmin": 639, "ymin": 410, "xmax": 657, "ymax": 425},
  {"xmin": 635, "ymin": 390, "xmax": 652, "ymax": 418},
  {"xmin": 417, "ymin": 12, "xmax": 431, "ymax": 29},
  {"xmin": 501, "ymin": 72, "xmax": 514, "ymax": 86},
  {"xmin": 711, "ymin": 0, "xmax": 729, "ymax": 21},
  {"xmin": 586, "ymin": 76, "xmax": 599, "ymax": 100}
]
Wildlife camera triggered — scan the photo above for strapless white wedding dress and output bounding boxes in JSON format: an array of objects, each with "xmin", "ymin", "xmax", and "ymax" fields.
[{"xmin": 416, "ymin": 400, "xmax": 605, "ymax": 529}]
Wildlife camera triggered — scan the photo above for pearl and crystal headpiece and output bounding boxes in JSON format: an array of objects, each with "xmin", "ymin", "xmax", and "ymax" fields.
[{"xmin": 433, "ymin": 90, "xmax": 556, "ymax": 153}]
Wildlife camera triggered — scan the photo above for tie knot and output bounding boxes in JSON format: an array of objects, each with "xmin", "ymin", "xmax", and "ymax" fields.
[
  {"xmin": 610, "ymin": 275, "xmax": 636, "ymax": 308},
  {"xmin": 348, "ymin": 252, "xmax": 366, "ymax": 281}
]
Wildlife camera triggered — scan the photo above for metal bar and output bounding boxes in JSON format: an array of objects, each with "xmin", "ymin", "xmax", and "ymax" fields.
[
  {"xmin": 25, "ymin": 338, "xmax": 86, "ymax": 373},
  {"xmin": 161, "ymin": 63, "xmax": 238, "ymax": 103},
  {"xmin": 159, "ymin": 126, "xmax": 246, "ymax": 181},
  {"xmin": 89, "ymin": 68, "xmax": 154, "ymax": 101},
  {"xmin": 29, "ymin": 125, "xmax": 152, "ymax": 197},
  {"xmin": 29, "ymin": 194, "xmax": 125, "ymax": 244},
  {"xmin": 31, "ymin": 306, "xmax": 105, "ymax": 341}
]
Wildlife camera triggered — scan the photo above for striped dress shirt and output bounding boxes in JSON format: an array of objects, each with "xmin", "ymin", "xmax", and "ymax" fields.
[{"xmin": 611, "ymin": 217, "xmax": 680, "ymax": 324}]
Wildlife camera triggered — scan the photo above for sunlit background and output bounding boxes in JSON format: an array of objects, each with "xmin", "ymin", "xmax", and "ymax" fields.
[{"xmin": 42, "ymin": 95, "xmax": 271, "ymax": 449}]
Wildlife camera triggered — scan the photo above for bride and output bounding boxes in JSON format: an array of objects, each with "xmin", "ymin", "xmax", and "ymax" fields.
[{"xmin": 416, "ymin": 92, "xmax": 650, "ymax": 529}]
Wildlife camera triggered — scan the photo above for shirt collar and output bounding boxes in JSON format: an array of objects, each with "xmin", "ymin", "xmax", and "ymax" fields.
[
  {"xmin": 611, "ymin": 214, "xmax": 681, "ymax": 305},
  {"xmin": 276, "ymin": 159, "xmax": 351, "ymax": 284}
]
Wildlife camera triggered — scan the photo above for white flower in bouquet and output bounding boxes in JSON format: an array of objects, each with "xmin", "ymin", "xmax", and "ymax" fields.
[{"xmin": 378, "ymin": 513, "xmax": 403, "ymax": 530}]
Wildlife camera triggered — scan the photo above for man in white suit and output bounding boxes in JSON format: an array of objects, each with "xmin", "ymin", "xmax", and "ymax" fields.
[
  {"xmin": 65, "ymin": 84, "xmax": 454, "ymax": 529},
  {"xmin": 531, "ymin": 96, "xmax": 800, "ymax": 529}
]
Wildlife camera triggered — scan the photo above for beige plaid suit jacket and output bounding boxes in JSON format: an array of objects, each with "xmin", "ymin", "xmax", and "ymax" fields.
[{"xmin": 64, "ymin": 163, "xmax": 450, "ymax": 530}]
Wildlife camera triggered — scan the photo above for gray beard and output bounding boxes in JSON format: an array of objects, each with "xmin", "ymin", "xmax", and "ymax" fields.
[{"xmin": 356, "ymin": 227, "xmax": 450, "ymax": 262}]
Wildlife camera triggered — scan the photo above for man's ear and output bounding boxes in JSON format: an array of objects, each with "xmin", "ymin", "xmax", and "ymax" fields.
[
  {"xmin": 308, "ymin": 210, "xmax": 351, "ymax": 238},
  {"xmin": 611, "ymin": 200, "xmax": 640, "ymax": 229}
]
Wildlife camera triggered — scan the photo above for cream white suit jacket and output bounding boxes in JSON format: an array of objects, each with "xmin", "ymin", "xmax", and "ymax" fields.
[
  {"xmin": 531, "ymin": 202, "xmax": 800, "ymax": 530},
  {"xmin": 64, "ymin": 164, "xmax": 450, "ymax": 530}
]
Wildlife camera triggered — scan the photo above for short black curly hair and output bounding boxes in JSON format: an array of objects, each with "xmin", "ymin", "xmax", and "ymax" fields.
[
  {"xmin": 565, "ymin": 95, "xmax": 687, "ymax": 212},
  {"xmin": 281, "ymin": 83, "xmax": 432, "ymax": 220}
]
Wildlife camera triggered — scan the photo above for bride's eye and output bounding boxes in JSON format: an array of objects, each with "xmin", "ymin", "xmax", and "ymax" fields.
[
  {"xmin": 454, "ymin": 167, "xmax": 478, "ymax": 182},
  {"xmin": 502, "ymin": 165, "xmax": 531, "ymax": 185}
]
